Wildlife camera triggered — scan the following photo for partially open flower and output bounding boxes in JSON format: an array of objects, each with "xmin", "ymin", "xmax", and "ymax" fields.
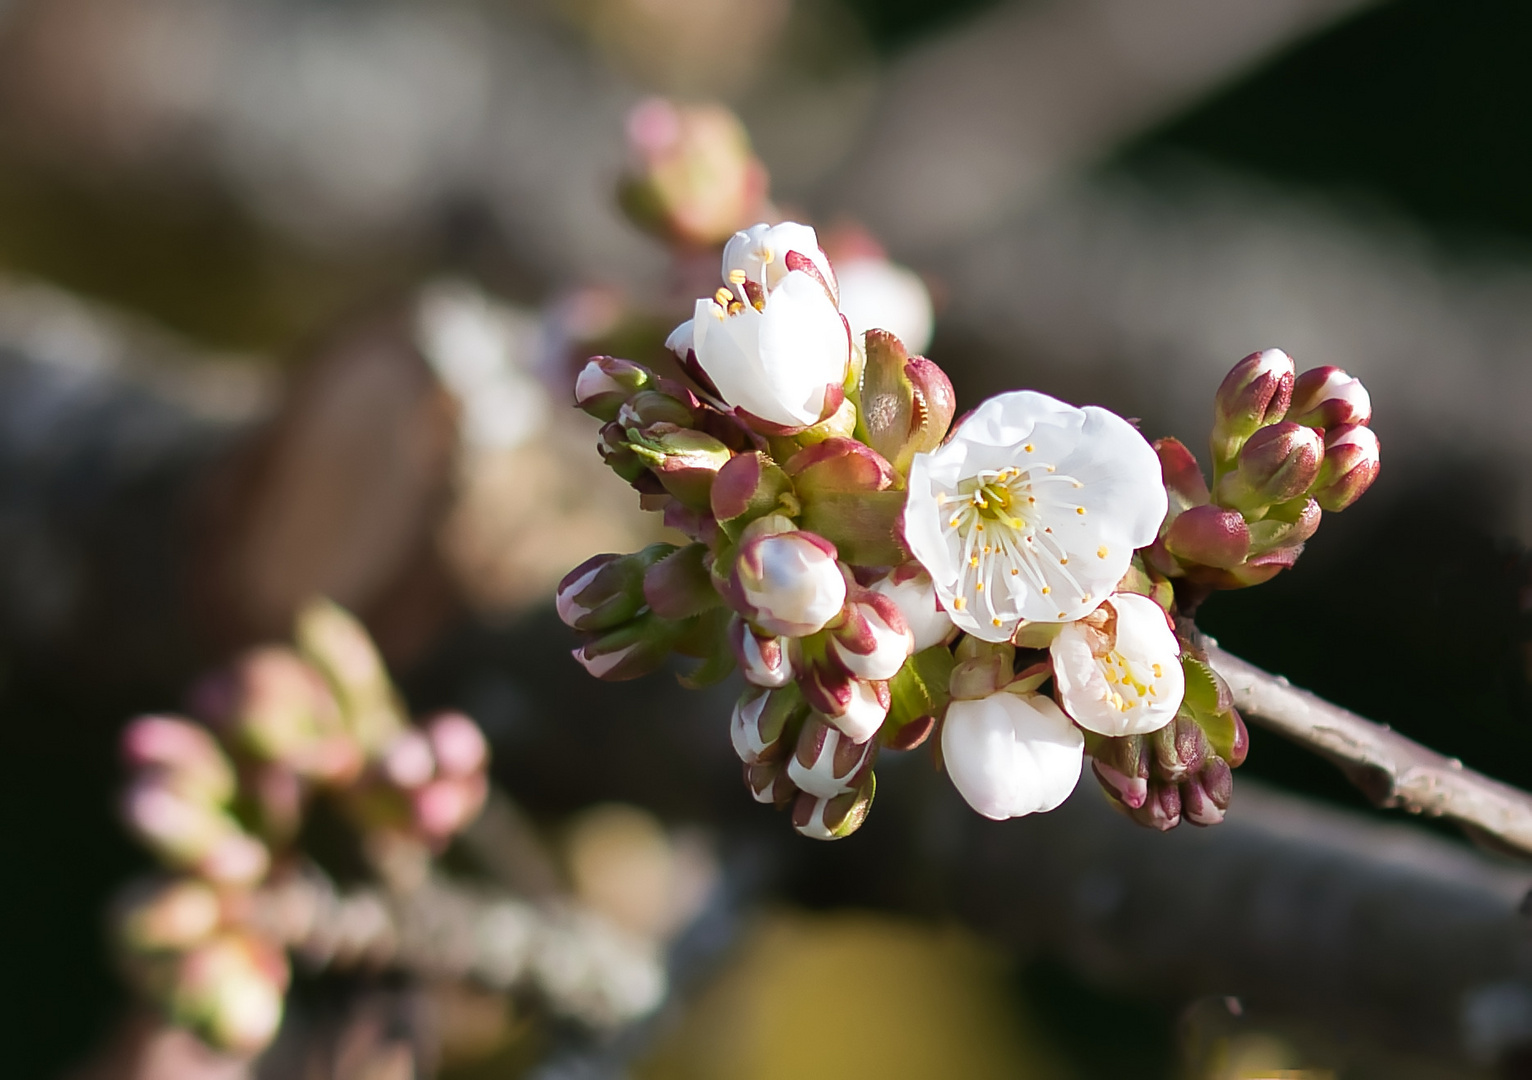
[
  {"xmin": 941, "ymin": 690, "xmax": 1083, "ymax": 820},
  {"xmin": 1051, "ymin": 593, "xmax": 1184, "ymax": 736},
  {"xmin": 1288, "ymin": 365, "xmax": 1372, "ymax": 430},
  {"xmin": 723, "ymin": 222, "xmax": 837, "ymax": 300},
  {"xmin": 903, "ymin": 390, "xmax": 1166, "ymax": 641}
]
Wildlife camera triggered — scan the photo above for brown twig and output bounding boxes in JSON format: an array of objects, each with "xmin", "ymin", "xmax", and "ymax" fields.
[
  {"xmin": 1207, "ymin": 642, "xmax": 1532, "ymax": 859},
  {"xmin": 252, "ymin": 869, "xmax": 665, "ymax": 1030}
]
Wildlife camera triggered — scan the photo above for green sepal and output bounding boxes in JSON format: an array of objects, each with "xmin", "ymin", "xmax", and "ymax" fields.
[
  {"xmin": 797, "ymin": 489, "xmax": 907, "ymax": 566},
  {"xmin": 1178, "ymin": 653, "xmax": 1238, "ymax": 760},
  {"xmin": 675, "ymin": 609, "xmax": 736, "ymax": 689},
  {"xmin": 882, "ymin": 645, "xmax": 955, "ymax": 746}
]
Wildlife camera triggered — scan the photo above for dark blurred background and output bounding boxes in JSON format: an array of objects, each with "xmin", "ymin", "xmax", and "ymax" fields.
[{"xmin": 4, "ymin": 1, "xmax": 1532, "ymax": 1077}]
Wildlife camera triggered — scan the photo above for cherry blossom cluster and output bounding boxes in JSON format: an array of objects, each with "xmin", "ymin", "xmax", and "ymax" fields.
[
  {"xmin": 114, "ymin": 601, "xmax": 489, "ymax": 1055},
  {"xmin": 561, "ymin": 220, "xmax": 1380, "ymax": 839}
]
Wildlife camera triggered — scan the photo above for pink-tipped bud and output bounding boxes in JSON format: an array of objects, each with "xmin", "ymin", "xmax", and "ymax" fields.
[
  {"xmin": 791, "ymin": 774, "xmax": 876, "ymax": 841},
  {"xmin": 1310, "ymin": 424, "xmax": 1380, "ymax": 512},
  {"xmin": 786, "ymin": 717, "xmax": 878, "ymax": 799},
  {"xmin": 1210, "ymin": 348, "xmax": 1295, "ymax": 468},
  {"xmin": 1183, "ymin": 758, "xmax": 1234, "ymax": 826},
  {"xmin": 797, "ymin": 664, "xmax": 889, "ymax": 743},
  {"xmin": 1288, "ymin": 366, "xmax": 1371, "ymax": 431},
  {"xmin": 575, "ymin": 356, "xmax": 655, "ymax": 421},
  {"xmin": 571, "ymin": 612, "xmax": 684, "ymax": 682},
  {"xmin": 1216, "ymin": 421, "xmax": 1325, "ymax": 513},
  {"xmin": 730, "ymin": 686, "xmax": 806, "ymax": 765},
  {"xmin": 733, "ymin": 522, "xmax": 846, "ymax": 638},
  {"xmin": 170, "ymin": 933, "xmax": 290, "ymax": 1056},
  {"xmin": 785, "ymin": 437, "xmax": 895, "ymax": 496},
  {"xmin": 827, "ymin": 590, "xmax": 913, "ymax": 682},
  {"xmin": 618, "ymin": 98, "xmax": 767, "ymax": 248},
  {"xmin": 556, "ymin": 545, "xmax": 673, "ymax": 632},
  {"xmin": 1154, "ymin": 437, "xmax": 1211, "ymax": 514},
  {"xmin": 1163, "ymin": 505, "xmax": 1252, "ymax": 570},
  {"xmin": 122, "ymin": 716, "xmax": 236, "ymax": 806},
  {"xmin": 729, "ymin": 617, "xmax": 794, "ymax": 687},
  {"xmin": 426, "ymin": 712, "xmax": 488, "ymax": 779}
]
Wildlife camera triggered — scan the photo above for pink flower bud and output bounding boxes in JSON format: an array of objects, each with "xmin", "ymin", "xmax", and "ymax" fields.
[
  {"xmin": 1288, "ymin": 366, "xmax": 1371, "ymax": 430},
  {"xmin": 556, "ymin": 546, "xmax": 672, "ymax": 632},
  {"xmin": 1154, "ymin": 436, "xmax": 1211, "ymax": 514},
  {"xmin": 574, "ymin": 356, "xmax": 654, "ymax": 421},
  {"xmin": 381, "ymin": 729, "xmax": 436, "ymax": 788},
  {"xmin": 1163, "ymin": 505, "xmax": 1251, "ymax": 570},
  {"xmin": 729, "ymin": 618, "xmax": 793, "ymax": 688},
  {"xmin": 1310, "ymin": 423, "xmax": 1380, "ymax": 512},
  {"xmin": 1217, "ymin": 421, "xmax": 1324, "ymax": 512},
  {"xmin": 827, "ymin": 590, "xmax": 913, "ymax": 682},
  {"xmin": 426, "ymin": 712, "xmax": 488, "ymax": 779},
  {"xmin": 122, "ymin": 716, "xmax": 236, "ymax": 806},
  {"xmin": 734, "ymin": 524, "xmax": 845, "ymax": 638},
  {"xmin": 786, "ymin": 717, "xmax": 877, "ymax": 799},
  {"xmin": 1210, "ymin": 348, "xmax": 1295, "ymax": 467}
]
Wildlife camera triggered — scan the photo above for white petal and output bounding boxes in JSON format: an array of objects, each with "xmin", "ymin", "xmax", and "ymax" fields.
[
  {"xmin": 1052, "ymin": 593, "xmax": 1183, "ymax": 737},
  {"xmin": 836, "ymin": 257, "xmax": 934, "ymax": 355},
  {"xmin": 723, "ymin": 222, "xmax": 835, "ymax": 296},
  {"xmin": 942, "ymin": 693, "xmax": 1083, "ymax": 820},
  {"xmin": 788, "ymin": 727, "xmax": 861, "ymax": 798},
  {"xmin": 753, "ymin": 271, "xmax": 850, "ymax": 424},
  {"xmin": 827, "ymin": 680, "xmax": 888, "ymax": 743},
  {"xmin": 742, "ymin": 535, "xmax": 846, "ymax": 638},
  {"xmin": 665, "ymin": 317, "xmax": 695, "ymax": 358},
  {"xmin": 870, "ymin": 569, "xmax": 957, "ymax": 653}
]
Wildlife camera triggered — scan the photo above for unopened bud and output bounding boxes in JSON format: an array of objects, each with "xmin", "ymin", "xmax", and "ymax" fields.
[
  {"xmin": 1163, "ymin": 505, "xmax": 1251, "ymax": 570},
  {"xmin": 1182, "ymin": 757, "xmax": 1234, "ymax": 826},
  {"xmin": 797, "ymin": 663, "xmax": 890, "ymax": 742},
  {"xmin": 599, "ymin": 421, "xmax": 655, "ymax": 486},
  {"xmin": 1210, "ymin": 348, "xmax": 1295, "ymax": 469},
  {"xmin": 1216, "ymin": 422, "xmax": 1324, "ymax": 513},
  {"xmin": 785, "ymin": 437, "xmax": 896, "ymax": 497},
  {"xmin": 572, "ymin": 612, "xmax": 685, "ymax": 681},
  {"xmin": 729, "ymin": 617, "xmax": 794, "ymax": 687},
  {"xmin": 118, "ymin": 878, "xmax": 222, "ymax": 954},
  {"xmin": 414, "ymin": 774, "xmax": 488, "ymax": 842},
  {"xmin": 1246, "ymin": 495, "xmax": 1322, "ymax": 557},
  {"xmin": 710, "ymin": 451, "xmax": 793, "ymax": 533},
  {"xmin": 556, "ymin": 545, "xmax": 674, "ymax": 631},
  {"xmin": 575, "ymin": 356, "xmax": 654, "ymax": 421},
  {"xmin": 618, "ymin": 388, "xmax": 698, "ymax": 431},
  {"xmin": 744, "ymin": 759, "xmax": 797, "ymax": 808},
  {"xmin": 426, "ymin": 712, "xmax": 489, "ymax": 779},
  {"xmin": 859, "ymin": 331, "xmax": 957, "ymax": 475},
  {"xmin": 1310, "ymin": 424, "xmax": 1380, "ymax": 512},
  {"xmin": 122, "ymin": 716, "xmax": 236, "ymax": 806},
  {"xmin": 787, "ymin": 717, "xmax": 877, "ymax": 798},
  {"xmin": 827, "ymin": 590, "xmax": 913, "ymax": 682},
  {"xmin": 618, "ymin": 98, "xmax": 766, "ymax": 248},
  {"xmin": 730, "ymin": 685, "xmax": 806, "ymax": 764},
  {"xmin": 869, "ymin": 565, "xmax": 955, "ymax": 653},
  {"xmin": 170, "ymin": 933, "xmax": 289, "ymax": 1056},
  {"xmin": 791, "ymin": 773, "xmax": 875, "ymax": 840},
  {"xmin": 1288, "ymin": 366, "xmax": 1372, "ymax": 430},
  {"xmin": 624, "ymin": 425, "xmax": 732, "ymax": 509},
  {"xmin": 1154, "ymin": 437, "xmax": 1211, "ymax": 515},
  {"xmin": 733, "ymin": 520, "xmax": 845, "ymax": 638}
]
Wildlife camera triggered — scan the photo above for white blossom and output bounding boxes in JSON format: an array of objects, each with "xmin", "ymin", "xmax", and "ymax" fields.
[
  {"xmin": 1050, "ymin": 593, "xmax": 1185, "ymax": 736},
  {"xmin": 836, "ymin": 256, "xmax": 934, "ymax": 355},
  {"xmin": 723, "ymin": 222, "xmax": 836, "ymax": 298},
  {"xmin": 903, "ymin": 390, "xmax": 1167, "ymax": 642},
  {"xmin": 736, "ymin": 527, "xmax": 846, "ymax": 638},
  {"xmin": 941, "ymin": 691, "xmax": 1083, "ymax": 820}
]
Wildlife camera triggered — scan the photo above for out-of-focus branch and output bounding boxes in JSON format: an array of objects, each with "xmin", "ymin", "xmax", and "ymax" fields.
[
  {"xmin": 1208, "ymin": 643, "xmax": 1532, "ymax": 858},
  {"xmin": 826, "ymin": 0, "xmax": 1384, "ymax": 250},
  {"xmin": 256, "ymin": 868, "xmax": 665, "ymax": 1031}
]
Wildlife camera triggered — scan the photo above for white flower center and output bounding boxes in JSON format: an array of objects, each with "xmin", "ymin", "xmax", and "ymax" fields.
[{"xmin": 937, "ymin": 464, "xmax": 1099, "ymax": 626}]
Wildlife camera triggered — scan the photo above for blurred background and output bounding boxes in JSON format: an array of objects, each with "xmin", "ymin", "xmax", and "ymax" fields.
[{"xmin": 5, "ymin": 0, "xmax": 1532, "ymax": 1077}]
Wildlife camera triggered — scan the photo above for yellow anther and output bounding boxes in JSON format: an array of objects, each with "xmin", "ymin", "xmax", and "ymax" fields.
[
  {"xmin": 727, "ymin": 268, "xmax": 747, "ymax": 285},
  {"xmin": 992, "ymin": 617, "xmax": 1003, "ymax": 627},
  {"xmin": 1010, "ymin": 568, "xmax": 1020, "ymax": 576},
  {"xmin": 1060, "ymin": 557, "xmax": 1069, "ymax": 566},
  {"xmin": 953, "ymin": 597, "xmax": 966, "ymax": 611},
  {"xmin": 1152, "ymin": 663, "xmax": 1163, "ymax": 678},
  {"xmin": 1076, "ymin": 506, "xmax": 1086, "ymax": 515},
  {"xmin": 969, "ymin": 555, "xmax": 979, "ymax": 568},
  {"xmin": 1097, "ymin": 546, "xmax": 1109, "ymax": 559},
  {"xmin": 1024, "ymin": 444, "xmax": 1034, "ymax": 453},
  {"xmin": 714, "ymin": 287, "xmax": 734, "ymax": 308},
  {"xmin": 975, "ymin": 582, "xmax": 984, "ymax": 591},
  {"xmin": 1041, "ymin": 586, "xmax": 1051, "ymax": 595}
]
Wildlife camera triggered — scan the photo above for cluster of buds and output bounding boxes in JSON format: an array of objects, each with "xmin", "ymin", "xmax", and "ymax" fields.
[
  {"xmin": 562, "ymin": 215, "xmax": 1382, "ymax": 840},
  {"xmin": 115, "ymin": 601, "xmax": 490, "ymax": 1055},
  {"xmin": 1150, "ymin": 349, "xmax": 1380, "ymax": 594}
]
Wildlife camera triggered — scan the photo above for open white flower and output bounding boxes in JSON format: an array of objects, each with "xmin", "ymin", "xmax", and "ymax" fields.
[
  {"xmin": 903, "ymin": 390, "xmax": 1167, "ymax": 642},
  {"xmin": 723, "ymin": 222, "xmax": 837, "ymax": 299},
  {"xmin": 1051, "ymin": 592, "xmax": 1184, "ymax": 736},
  {"xmin": 941, "ymin": 690, "xmax": 1083, "ymax": 820},
  {"xmin": 667, "ymin": 269, "xmax": 849, "ymax": 428}
]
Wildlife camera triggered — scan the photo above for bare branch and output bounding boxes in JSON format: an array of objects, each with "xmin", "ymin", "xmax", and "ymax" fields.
[{"xmin": 1207, "ymin": 643, "xmax": 1532, "ymax": 859}]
